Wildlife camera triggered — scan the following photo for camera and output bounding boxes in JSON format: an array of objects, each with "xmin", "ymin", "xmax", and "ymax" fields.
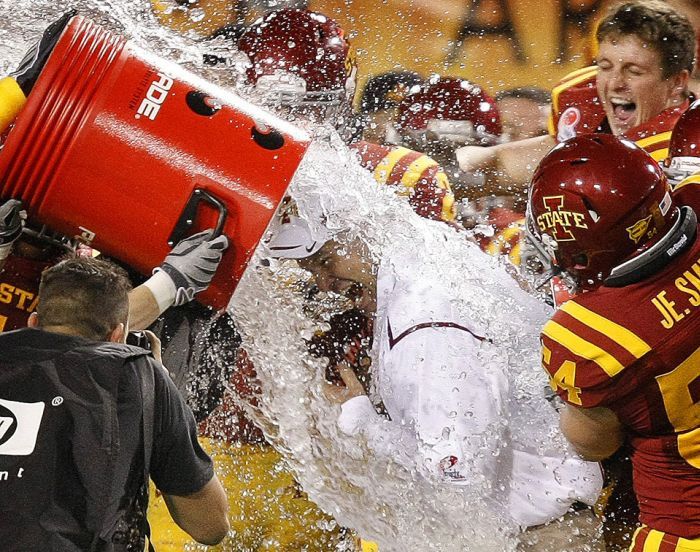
[{"xmin": 126, "ymin": 331, "xmax": 151, "ymax": 350}]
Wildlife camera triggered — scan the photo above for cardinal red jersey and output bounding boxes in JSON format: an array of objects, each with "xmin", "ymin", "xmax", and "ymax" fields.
[
  {"xmin": 549, "ymin": 66, "xmax": 689, "ymax": 162},
  {"xmin": 0, "ymin": 254, "xmax": 51, "ymax": 332},
  {"xmin": 549, "ymin": 66, "xmax": 604, "ymax": 142},
  {"xmin": 350, "ymin": 140, "xmax": 456, "ymax": 222},
  {"xmin": 673, "ymin": 174, "xmax": 700, "ymax": 215},
  {"xmin": 625, "ymin": 100, "xmax": 691, "ymax": 163},
  {"xmin": 199, "ymin": 349, "xmax": 265, "ymax": 444},
  {"xmin": 478, "ymin": 206, "xmax": 525, "ymax": 266},
  {"xmin": 541, "ymin": 231, "xmax": 700, "ymax": 538}
]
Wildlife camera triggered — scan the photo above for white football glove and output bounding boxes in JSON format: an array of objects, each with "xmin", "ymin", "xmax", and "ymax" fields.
[
  {"xmin": 0, "ymin": 199, "xmax": 26, "ymax": 260},
  {"xmin": 157, "ymin": 230, "xmax": 229, "ymax": 306}
]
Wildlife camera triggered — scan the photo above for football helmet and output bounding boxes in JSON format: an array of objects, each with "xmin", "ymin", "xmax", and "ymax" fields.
[
  {"xmin": 666, "ymin": 99, "xmax": 700, "ymax": 186},
  {"xmin": 237, "ymin": 9, "xmax": 356, "ymax": 124},
  {"xmin": 395, "ymin": 76, "xmax": 501, "ymax": 147},
  {"xmin": 527, "ymin": 135, "xmax": 696, "ymax": 291}
]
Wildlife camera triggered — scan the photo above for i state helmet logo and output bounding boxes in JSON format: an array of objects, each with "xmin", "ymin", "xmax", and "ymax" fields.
[{"xmin": 536, "ymin": 196, "xmax": 589, "ymax": 242}]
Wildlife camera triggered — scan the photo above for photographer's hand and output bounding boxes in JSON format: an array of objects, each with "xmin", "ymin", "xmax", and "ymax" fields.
[{"xmin": 143, "ymin": 330, "xmax": 169, "ymax": 374}]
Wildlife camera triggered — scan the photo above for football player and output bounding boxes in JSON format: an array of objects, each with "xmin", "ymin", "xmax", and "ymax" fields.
[
  {"xmin": 394, "ymin": 76, "xmax": 527, "ymax": 265},
  {"xmin": 358, "ymin": 70, "xmax": 422, "ymax": 145},
  {"xmin": 666, "ymin": 99, "xmax": 700, "ymax": 213},
  {"xmin": 0, "ymin": 201, "xmax": 228, "ymax": 336},
  {"xmin": 528, "ymin": 134, "xmax": 700, "ymax": 552},
  {"xmin": 456, "ymin": 0, "xmax": 696, "ymax": 195},
  {"xmin": 496, "ymin": 87, "xmax": 551, "ymax": 142},
  {"xmin": 236, "ymin": 8, "xmax": 457, "ymax": 223}
]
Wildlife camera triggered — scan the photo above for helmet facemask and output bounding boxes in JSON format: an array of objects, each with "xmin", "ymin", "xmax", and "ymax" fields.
[
  {"xmin": 237, "ymin": 9, "xmax": 358, "ymax": 139},
  {"xmin": 249, "ymin": 72, "xmax": 350, "ymax": 126}
]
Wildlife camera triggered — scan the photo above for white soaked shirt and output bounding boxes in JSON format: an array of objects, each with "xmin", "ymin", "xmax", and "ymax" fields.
[{"xmin": 337, "ymin": 247, "xmax": 602, "ymax": 528}]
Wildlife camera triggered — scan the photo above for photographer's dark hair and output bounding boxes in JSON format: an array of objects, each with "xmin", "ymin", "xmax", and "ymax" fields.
[
  {"xmin": 596, "ymin": 0, "xmax": 696, "ymax": 78},
  {"xmin": 38, "ymin": 256, "xmax": 132, "ymax": 340}
]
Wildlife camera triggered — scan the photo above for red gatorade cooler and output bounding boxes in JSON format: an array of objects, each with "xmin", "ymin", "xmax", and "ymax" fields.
[{"xmin": 0, "ymin": 14, "xmax": 311, "ymax": 309}]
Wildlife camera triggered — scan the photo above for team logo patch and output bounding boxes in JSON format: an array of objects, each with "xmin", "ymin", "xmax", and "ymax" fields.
[
  {"xmin": 536, "ymin": 195, "xmax": 588, "ymax": 242},
  {"xmin": 438, "ymin": 455, "xmax": 467, "ymax": 481},
  {"xmin": 557, "ymin": 107, "xmax": 581, "ymax": 142},
  {"xmin": 0, "ymin": 398, "xmax": 45, "ymax": 456},
  {"xmin": 627, "ymin": 214, "xmax": 653, "ymax": 244}
]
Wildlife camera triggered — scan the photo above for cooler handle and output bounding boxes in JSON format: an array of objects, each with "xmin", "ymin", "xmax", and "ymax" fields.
[{"xmin": 168, "ymin": 188, "xmax": 228, "ymax": 246}]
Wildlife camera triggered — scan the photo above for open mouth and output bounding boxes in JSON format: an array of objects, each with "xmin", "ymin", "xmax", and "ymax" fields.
[{"xmin": 610, "ymin": 98, "xmax": 636, "ymax": 126}]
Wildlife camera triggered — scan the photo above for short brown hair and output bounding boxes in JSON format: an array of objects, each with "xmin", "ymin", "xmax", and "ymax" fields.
[
  {"xmin": 38, "ymin": 256, "xmax": 132, "ymax": 340},
  {"xmin": 596, "ymin": 0, "xmax": 696, "ymax": 78}
]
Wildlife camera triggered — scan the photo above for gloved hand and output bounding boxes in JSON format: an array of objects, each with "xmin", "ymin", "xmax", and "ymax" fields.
[
  {"xmin": 0, "ymin": 199, "xmax": 26, "ymax": 260},
  {"xmin": 157, "ymin": 230, "xmax": 229, "ymax": 306}
]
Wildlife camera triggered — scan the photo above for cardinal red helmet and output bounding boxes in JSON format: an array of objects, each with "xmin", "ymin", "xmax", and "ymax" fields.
[
  {"xmin": 395, "ymin": 77, "xmax": 501, "ymax": 146},
  {"xmin": 666, "ymin": 99, "xmax": 700, "ymax": 186},
  {"xmin": 237, "ymin": 9, "xmax": 356, "ymax": 115},
  {"xmin": 527, "ymin": 135, "xmax": 694, "ymax": 291}
]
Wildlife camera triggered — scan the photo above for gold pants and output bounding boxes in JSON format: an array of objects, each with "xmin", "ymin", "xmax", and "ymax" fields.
[{"xmin": 148, "ymin": 438, "xmax": 347, "ymax": 551}]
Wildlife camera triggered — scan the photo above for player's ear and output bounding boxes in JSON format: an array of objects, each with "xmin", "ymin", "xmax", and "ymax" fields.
[
  {"xmin": 28, "ymin": 312, "xmax": 39, "ymax": 328},
  {"xmin": 670, "ymin": 69, "xmax": 690, "ymax": 102},
  {"xmin": 108, "ymin": 323, "xmax": 126, "ymax": 344}
]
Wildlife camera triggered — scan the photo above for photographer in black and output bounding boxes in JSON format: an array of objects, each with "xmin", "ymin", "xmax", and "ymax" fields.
[{"xmin": 0, "ymin": 256, "xmax": 229, "ymax": 551}]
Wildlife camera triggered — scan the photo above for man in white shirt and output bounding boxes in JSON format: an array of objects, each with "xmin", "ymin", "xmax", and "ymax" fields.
[{"xmin": 267, "ymin": 215, "xmax": 604, "ymax": 549}]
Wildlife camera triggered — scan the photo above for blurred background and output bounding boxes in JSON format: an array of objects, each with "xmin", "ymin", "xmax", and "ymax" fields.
[{"xmin": 150, "ymin": 0, "xmax": 605, "ymax": 101}]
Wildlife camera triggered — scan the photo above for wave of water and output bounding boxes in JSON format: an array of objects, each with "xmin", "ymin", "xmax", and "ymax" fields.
[{"xmin": 230, "ymin": 135, "xmax": 565, "ymax": 551}]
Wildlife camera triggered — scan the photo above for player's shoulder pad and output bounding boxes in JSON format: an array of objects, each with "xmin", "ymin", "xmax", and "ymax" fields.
[
  {"xmin": 675, "ymin": 173, "xmax": 700, "ymax": 192},
  {"xmin": 548, "ymin": 66, "xmax": 599, "ymax": 138},
  {"xmin": 541, "ymin": 297, "xmax": 651, "ymax": 406}
]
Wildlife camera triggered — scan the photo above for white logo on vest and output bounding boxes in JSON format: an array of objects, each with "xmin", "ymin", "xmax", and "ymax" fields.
[{"xmin": 0, "ymin": 398, "xmax": 45, "ymax": 456}]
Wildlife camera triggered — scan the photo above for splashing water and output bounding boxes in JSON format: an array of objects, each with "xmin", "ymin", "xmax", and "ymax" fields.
[
  {"xmin": 230, "ymin": 135, "xmax": 568, "ymax": 551},
  {"xmin": 0, "ymin": 3, "xmax": 574, "ymax": 550}
]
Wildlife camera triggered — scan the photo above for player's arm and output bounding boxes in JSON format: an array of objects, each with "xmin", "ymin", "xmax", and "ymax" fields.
[
  {"xmin": 0, "ymin": 199, "xmax": 25, "ymax": 272},
  {"xmin": 163, "ymin": 476, "xmax": 229, "ymax": 545},
  {"xmin": 129, "ymin": 230, "xmax": 228, "ymax": 329},
  {"xmin": 673, "ymin": 174, "xmax": 700, "ymax": 213},
  {"xmin": 559, "ymin": 403, "xmax": 624, "ymax": 462},
  {"xmin": 455, "ymin": 134, "xmax": 555, "ymax": 195}
]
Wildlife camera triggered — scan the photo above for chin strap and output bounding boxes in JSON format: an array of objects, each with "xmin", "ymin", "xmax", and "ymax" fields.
[{"xmin": 605, "ymin": 206, "xmax": 698, "ymax": 287}]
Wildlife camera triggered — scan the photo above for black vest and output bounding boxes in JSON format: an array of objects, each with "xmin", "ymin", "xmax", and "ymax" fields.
[{"xmin": 0, "ymin": 328, "xmax": 155, "ymax": 551}]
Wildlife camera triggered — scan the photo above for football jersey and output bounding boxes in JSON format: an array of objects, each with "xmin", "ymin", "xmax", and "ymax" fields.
[
  {"xmin": 479, "ymin": 207, "xmax": 525, "ymax": 266},
  {"xmin": 549, "ymin": 66, "xmax": 604, "ymax": 143},
  {"xmin": 0, "ymin": 254, "xmax": 51, "ymax": 332},
  {"xmin": 541, "ymin": 231, "xmax": 700, "ymax": 537},
  {"xmin": 350, "ymin": 140, "xmax": 456, "ymax": 222},
  {"xmin": 549, "ymin": 66, "xmax": 690, "ymax": 162},
  {"xmin": 198, "ymin": 349, "xmax": 265, "ymax": 444},
  {"xmin": 674, "ymin": 174, "xmax": 700, "ymax": 215}
]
